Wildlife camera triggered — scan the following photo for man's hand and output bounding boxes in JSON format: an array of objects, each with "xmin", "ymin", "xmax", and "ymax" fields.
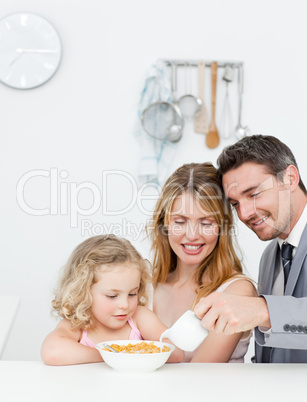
[{"xmin": 194, "ymin": 292, "xmax": 271, "ymax": 334}]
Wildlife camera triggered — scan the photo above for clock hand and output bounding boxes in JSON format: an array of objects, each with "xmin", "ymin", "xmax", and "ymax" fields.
[
  {"xmin": 9, "ymin": 54, "xmax": 23, "ymax": 66},
  {"xmin": 16, "ymin": 48, "xmax": 58, "ymax": 54},
  {"xmin": 10, "ymin": 48, "xmax": 58, "ymax": 66}
]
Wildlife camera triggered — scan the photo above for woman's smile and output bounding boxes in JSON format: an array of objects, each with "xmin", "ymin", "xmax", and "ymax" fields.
[
  {"xmin": 181, "ymin": 243, "xmax": 205, "ymax": 255},
  {"xmin": 168, "ymin": 192, "xmax": 219, "ymax": 268}
]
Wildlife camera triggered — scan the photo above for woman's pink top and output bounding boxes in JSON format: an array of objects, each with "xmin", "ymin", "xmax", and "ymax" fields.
[{"xmin": 79, "ymin": 318, "xmax": 143, "ymax": 348}]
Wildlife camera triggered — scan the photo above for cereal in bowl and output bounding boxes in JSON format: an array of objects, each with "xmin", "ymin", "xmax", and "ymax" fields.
[{"xmin": 102, "ymin": 341, "xmax": 170, "ymax": 354}]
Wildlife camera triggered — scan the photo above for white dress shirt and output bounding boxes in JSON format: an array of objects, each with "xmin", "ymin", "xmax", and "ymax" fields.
[
  {"xmin": 261, "ymin": 202, "xmax": 307, "ymax": 336},
  {"xmin": 277, "ymin": 203, "xmax": 307, "ymax": 255}
]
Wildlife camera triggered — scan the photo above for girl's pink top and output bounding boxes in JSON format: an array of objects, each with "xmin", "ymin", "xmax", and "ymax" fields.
[{"xmin": 79, "ymin": 318, "xmax": 143, "ymax": 348}]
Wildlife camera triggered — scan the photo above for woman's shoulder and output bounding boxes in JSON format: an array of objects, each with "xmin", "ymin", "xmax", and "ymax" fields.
[
  {"xmin": 218, "ymin": 275, "xmax": 257, "ymax": 296},
  {"xmin": 152, "ymin": 281, "xmax": 172, "ymax": 302}
]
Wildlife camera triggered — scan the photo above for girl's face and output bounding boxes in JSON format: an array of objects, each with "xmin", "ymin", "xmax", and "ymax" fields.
[
  {"xmin": 167, "ymin": 191, "xmax": 219, "ymax": 270},
  {"xmin": 90, "ymin": 263, "xmax": 141, "ymax": 330}
]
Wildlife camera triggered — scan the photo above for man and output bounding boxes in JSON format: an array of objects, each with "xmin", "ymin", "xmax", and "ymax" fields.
[{"xmin": 194, "ymin": 135, "xmax": 307, "ymax": 363}]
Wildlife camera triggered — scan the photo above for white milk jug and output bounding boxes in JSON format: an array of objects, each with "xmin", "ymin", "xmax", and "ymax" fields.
[{"xmin": 160, "ymin": 310, "xmax": 208, "ymax": 352}]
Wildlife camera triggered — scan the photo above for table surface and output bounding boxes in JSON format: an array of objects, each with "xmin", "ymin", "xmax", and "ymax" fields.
[{"xmin": 0, "ymin": 360, "xmax": 306, "ymax": 402}]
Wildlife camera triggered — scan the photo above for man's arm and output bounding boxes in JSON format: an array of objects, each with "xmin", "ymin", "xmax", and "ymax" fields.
[
  {"xmin": 194, "ymin": 293, "xmax": 307, "ymax": 350},
  {"xmin": 193, "ymin": 292, "xmax": 270, "ymax": 334},
  {"xmin": 255, "ymin": 295, "xmax": 307, "ymax": 349}
]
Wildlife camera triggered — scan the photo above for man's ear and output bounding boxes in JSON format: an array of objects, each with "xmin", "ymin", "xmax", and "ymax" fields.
[{"xmin": 283, "ymin": 165, "xmax": 300, "ymax": 191}]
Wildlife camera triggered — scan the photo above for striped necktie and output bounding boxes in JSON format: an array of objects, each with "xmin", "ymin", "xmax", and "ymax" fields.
[{"xmin": 281, "ymin": 242, "xmax": 294, "ymax": 287}]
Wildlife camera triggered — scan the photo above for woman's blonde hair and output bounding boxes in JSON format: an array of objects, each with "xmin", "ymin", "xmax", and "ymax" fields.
[
  {"xmin": 52, "ymin": 234, "xmax": 150, "ymax": 329},
  {"xmin": 147, "ymin": 162, "xmax": 243, "ymax": 304}
]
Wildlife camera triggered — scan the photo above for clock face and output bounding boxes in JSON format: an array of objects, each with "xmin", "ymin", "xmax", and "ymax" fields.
[{"xmin": 0, "ymin": 12, "xmax": 62, "ymax": 89}]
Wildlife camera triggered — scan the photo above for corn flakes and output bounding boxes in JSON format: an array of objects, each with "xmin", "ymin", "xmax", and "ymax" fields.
[{"xmin": 102, "ymin": 341, "xmax": 170, "ymax": 354}]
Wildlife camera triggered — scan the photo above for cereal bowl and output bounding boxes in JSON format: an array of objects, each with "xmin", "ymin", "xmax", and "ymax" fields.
[{"xmin": 96, "ymin": 340, "xmax": 175, "ymax": 373}]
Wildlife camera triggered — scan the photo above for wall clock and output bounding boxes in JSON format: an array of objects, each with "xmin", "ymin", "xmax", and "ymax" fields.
[{"xmin": 0, "ymin": 12, "xmax": 62, "ymax": 89}]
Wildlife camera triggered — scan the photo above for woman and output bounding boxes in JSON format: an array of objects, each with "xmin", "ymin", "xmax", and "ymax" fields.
[{"xmin": 147, "ymin": 162, "xmax": 256, "ymax": 362}]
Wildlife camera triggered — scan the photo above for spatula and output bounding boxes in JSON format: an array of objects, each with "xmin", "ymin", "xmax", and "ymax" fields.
[
  {"xmin": 194, "ymin": 60, "xmax": 209, "ymax": 134},
  {"xmin": 206, "ymin": 61, "xmax": 220, "ymax": 149}
]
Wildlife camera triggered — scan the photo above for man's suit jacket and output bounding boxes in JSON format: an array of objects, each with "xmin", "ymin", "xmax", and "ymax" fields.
[{"xmin": 255, "ymin": 224, "xmax": 307, "ymax": 363}]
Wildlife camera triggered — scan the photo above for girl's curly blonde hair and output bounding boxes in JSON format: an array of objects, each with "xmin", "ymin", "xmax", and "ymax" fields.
[{"xmin": 52, "ymin": 234, "xmax": 150, "ymax": 329}]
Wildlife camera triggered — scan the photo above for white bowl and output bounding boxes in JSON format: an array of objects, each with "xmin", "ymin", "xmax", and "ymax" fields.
[{"xmin": 96, "ymin": 340, "xmax": 175, "ymax": 373}]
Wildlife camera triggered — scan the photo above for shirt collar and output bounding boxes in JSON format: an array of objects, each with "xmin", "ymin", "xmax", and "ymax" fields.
[{"xmin": 277, "ymin": 202, "xmax": 307, "ymax": 249}]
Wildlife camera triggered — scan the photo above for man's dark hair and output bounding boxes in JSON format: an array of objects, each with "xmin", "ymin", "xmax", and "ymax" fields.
[{"xmin": 216, "ymin": 134, "xmax": 307, "ymax": 194}]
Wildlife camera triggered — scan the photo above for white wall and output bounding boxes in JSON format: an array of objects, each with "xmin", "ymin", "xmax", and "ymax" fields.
[{"xmin": 1, "ymin": 0, "xmax": 306, "ymax": 361}]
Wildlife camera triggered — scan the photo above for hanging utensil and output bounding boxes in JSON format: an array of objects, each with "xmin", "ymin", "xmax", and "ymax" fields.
[
  {"xmin": 206, "ymin": 61, "xmax": 220, "ymax": 148},
  {"xmin": 194, "ymin": 60, "xmax": 209, "ymax": 134},
  {"xmin": 234, "ymin": 65, "xmax": 249, "ymax": 139},
  {"xmin": 141, "ymin": 63, "xmax": 184, "ymax": 142},
  {"xmin": 220, "ymin": 64, "xmax": 234, "ymax": 139},
  {"xmin": 168, "ymin": 63, "xmax": 184, "ymax": 141},
  {"xmin": 178, "ymin": 63, "xmax": 202, "ymax": 119}
]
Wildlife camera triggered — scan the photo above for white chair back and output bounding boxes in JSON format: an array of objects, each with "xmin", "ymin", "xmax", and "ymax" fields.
[{"xmin": 0, "ymin": 295, "xmax": 20, "ymax": 359}]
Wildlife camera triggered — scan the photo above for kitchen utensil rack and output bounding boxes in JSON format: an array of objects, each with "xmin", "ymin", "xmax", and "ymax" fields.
[
  {"xmin": 161, "ymin": 59, "xmax": 243, "ymax": 69},
  {"xmin": 141, "ymin": 59, "xmax": 249, "ymax": 149}
]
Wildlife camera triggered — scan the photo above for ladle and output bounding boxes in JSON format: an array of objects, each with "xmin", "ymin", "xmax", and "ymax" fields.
[
  {"xmin": 178, "ymin": 63, "xmax": 202, "ymax": 119},
  {"xmin": 234, "ymin": 65, "xmax": 249, "ymax": 139},
  {"xmin": 167, "ymin": 63, "xmax": 184, "ymax": 142},
  {"xmin": 206, "ymin": 61, "xmax": 220, "ymax": 148},
  {"xmin": 220, "ymin": 64, "xmax": 234, "ymax": 139}
]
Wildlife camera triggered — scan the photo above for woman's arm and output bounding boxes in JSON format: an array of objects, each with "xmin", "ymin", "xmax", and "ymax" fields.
[
  {"xmin": 133, "ymin": 306, "xmax": 184, "ymax": 363},
  {"xmin": 190, "ymin": 331, "xmax": 243, "ymax": 362},
  {"xmin": 41, "ymin": 319, "xmax": 103, "ymax": 366},
  {"xmin": 192, "ymin": 279, "xmax": 256, "ymax": 362}
]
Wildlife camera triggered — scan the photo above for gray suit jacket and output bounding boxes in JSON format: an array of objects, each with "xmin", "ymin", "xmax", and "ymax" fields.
[{"xmin": 255, "ymin": 224, "xmax": 307, "ymax": 363}]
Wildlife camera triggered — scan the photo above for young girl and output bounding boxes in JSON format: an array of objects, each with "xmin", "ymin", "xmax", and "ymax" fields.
[
  {"xmin": 41, "ymin": 234, "xmax": 184, "ymax": 365},
  {"xmin": 148, "ymin": 162, "xmax": 257, "ymax": 363}
]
